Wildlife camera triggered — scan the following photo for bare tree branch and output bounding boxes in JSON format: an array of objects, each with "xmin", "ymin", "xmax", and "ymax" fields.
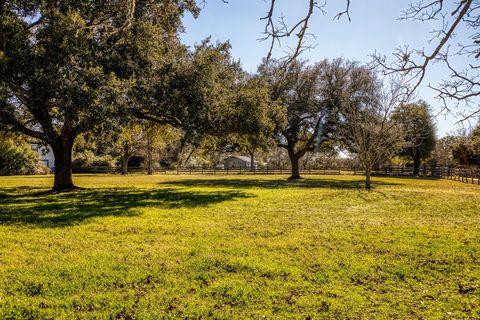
[
  {"xmin": 372, "ymin": 0, "xmax": 480, "ymax": 122},
  {"xmin": 260, "ymin": 0, "xmax": 333, "ymax": 64}
]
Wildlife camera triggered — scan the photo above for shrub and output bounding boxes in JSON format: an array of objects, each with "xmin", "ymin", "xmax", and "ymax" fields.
[
  {"xmin": 72, "ymin": 151, "xmax": 115, "ymax": 173},
  {"xmin": 0, "ymin": 138, "xmax": 38, "ymax": 175}
]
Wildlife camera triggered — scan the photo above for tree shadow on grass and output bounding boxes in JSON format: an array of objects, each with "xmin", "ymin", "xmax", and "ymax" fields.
[
  {"xmin": 160, "ymin": 177, "xmax": 401, "ymax": 190},
  {"xmin": 0, "ymin": 187, "xmax": 253, "ymax": 228}
]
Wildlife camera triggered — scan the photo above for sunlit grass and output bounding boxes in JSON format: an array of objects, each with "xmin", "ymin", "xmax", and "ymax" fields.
[{"xmin": 1, "ymin": 174, "xmax": 479, "ymax": 319}]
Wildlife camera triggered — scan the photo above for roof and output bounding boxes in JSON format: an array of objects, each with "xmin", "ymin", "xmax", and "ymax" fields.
[{"xmin": 225, "ymin": 155, "xmax": 259, "ymax": 163}]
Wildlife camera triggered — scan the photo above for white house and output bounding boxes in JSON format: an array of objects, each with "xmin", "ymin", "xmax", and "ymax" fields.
[{"xmin": 31, "ymin": 143, "xmax": 55, "ymax": 171}]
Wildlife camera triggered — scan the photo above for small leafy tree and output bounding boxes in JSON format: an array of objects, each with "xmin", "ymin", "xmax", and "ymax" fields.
[
  {"xmin": 115, "ymin": 123, "xmax": 144, "ymax": 175},
  {"xmin": 392, "ymin": 101, "xmax": 436, "ymax": 175},
  {"xmin": 451, "ymin": 125, "xmax": 480, "ymax": 166},
  {"xmin": 470, "ymin": 125, "xmax": 480, "ymax": 164},
  {"xmin": 141, "ymin": 123, "xmax": 181, "ymax": 175}
]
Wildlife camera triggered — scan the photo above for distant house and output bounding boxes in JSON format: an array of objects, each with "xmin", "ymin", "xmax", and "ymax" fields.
[
  {"xmin": 30, "ymin": 143, "xmax": 55, "ymax": 171},
  {"xmin": 224, "ymin": 155, "xmax": 259, "ymax": 169}
]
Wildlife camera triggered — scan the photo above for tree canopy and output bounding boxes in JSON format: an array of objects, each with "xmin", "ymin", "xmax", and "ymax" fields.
[
  {"xmin": 0, "ymin": 0, "xmax": 199, "ymax": 190},
  {"xmin": 259, "ymin": 58, "xmax": 336, "ymax": 179},
  {"xmin": 392, "ymin": 101, "xmax": 436, "ymax": 175}
]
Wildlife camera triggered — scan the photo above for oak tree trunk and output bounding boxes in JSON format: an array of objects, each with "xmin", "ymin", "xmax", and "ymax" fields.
[
  {"xmin": 250, "ymin": 152, "xmax": 255, "ymax": 172},
  {"xmin": 289, "ymin": 152, "xmax": 301, "ymax": 180},
  {"xmin": 146, "ymin": 141, "xmax": 153, "ymax": 175},
  {"xmin": 122, "ymin": 142, "xmax": 129, "ymax": 175},
  {"xmin": 413, "ymin": 154, "xmax": 421, "ymax": 176},
  {"xmin": 52, "ymin": 138, "xmax": 76, "ymax": 192}
]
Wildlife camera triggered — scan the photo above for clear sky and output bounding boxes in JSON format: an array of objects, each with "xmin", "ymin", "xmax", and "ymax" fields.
[{"xmin": 181, "ymin": 0, "xmax": 473, "ymax": 137}]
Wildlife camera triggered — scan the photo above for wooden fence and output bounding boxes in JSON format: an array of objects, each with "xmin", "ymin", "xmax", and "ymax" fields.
[
  {"xmin": 435, "ymin": 167, "xmax": 480, "ymax": 185},
  {"xmin": 74, "ymin": 165, "xmax": 480, "ymax": 185},
  {"xmin": 173, "ymin": 167, "xmax": 342, "ymax": 175}
]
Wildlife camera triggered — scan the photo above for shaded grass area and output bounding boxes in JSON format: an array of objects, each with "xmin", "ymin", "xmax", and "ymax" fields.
[
  {"xmin": 0, "ymin": 187, "xmax": 251, "ymax": 227},
  {"xmin": 0, "ymin": 174, "xmax": 479, "ymax": 319},
  {"xmin": 160, "ymin": 177, "xmax": 401, "ymax": 189}
]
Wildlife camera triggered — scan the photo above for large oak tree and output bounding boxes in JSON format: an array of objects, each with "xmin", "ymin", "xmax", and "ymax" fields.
[
  {"xmin": 259, "ymin": 59, "xmax": 335, "ymax": 179},
  {"xmin": 0, "ymin": 0, "xmax": 198, "ymax": 191}
]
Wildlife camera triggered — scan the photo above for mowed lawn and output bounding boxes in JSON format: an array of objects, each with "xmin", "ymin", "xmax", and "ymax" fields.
[{"xmin": 0, "ymin": 174, "xmax": 479, "ymax": 319}]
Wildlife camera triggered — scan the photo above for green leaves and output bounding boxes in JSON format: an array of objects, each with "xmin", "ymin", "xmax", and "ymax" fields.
[
  {"xmin": 0, "ymin": 135, "xmax": 39, "ymax": 175},
  {"xmin": 0, "ymin": 0, "xmax": 198, "ymax": 142},
  {"xmin": 392, "ymin": 101, "xmax": 437, "ymax": 161}
]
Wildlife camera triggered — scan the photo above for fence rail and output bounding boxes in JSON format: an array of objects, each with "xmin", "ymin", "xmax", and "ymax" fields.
[
  {"xmin": 435, "ymin": 167, "xmax": 480, "ymax": 185},
  {"xmin": 73, "ymin": 165, "xmax": 480, "ymax": 185},
  {"xmin": 174, "ymin": 167, "xmax": 343, "ymax": 175}
]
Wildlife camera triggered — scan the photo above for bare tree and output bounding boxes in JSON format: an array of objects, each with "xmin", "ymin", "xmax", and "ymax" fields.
[{"xmin": 335, "ymin": 67, "xmax": 404, "ymax": 190}]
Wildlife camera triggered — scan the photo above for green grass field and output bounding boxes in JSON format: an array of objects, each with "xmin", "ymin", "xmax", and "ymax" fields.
[{"xmin": 0, "ymin": 174, "xmax": 479, "ymax": 319}]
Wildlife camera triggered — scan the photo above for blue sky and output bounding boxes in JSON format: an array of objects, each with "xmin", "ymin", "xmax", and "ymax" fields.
[{"xmin": 181, "ymin": 0, "xmax": 473, "ymax": 137}]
